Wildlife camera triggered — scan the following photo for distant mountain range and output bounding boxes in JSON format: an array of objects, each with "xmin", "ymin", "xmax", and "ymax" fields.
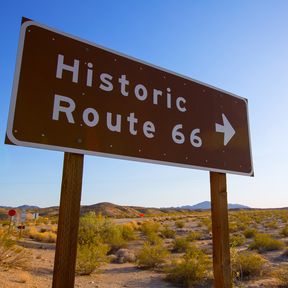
[
  {"xmin": 0, "ymin": 201, "xmax": 250, "ymax": 219},
  {"xmin": 179, "ymin": 201, "xmax": 250, "ymax": 210},
  {"xmin": 0, "ymin": 205, "xmax": 40, "ymax": 210}
]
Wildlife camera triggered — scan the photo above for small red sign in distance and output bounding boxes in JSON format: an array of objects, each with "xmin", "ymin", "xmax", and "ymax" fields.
[{"xmin": 8, "ymin": 209, "xmax": 16, "ymax": 217}]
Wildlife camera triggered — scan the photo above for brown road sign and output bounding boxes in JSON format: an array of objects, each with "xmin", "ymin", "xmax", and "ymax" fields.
[{"xmin": 6, "ymin": 20, "xmax": 253, "ymax": 176}]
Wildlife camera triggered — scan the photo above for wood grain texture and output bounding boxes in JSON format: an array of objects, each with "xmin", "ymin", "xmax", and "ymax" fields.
[
  {"xmin": 210, "ymin": 172, "xmax": 231, "ymax": 288},
  {"xmin": 52, "ymin": 153, "xmax": 84, "ymax": 288}
]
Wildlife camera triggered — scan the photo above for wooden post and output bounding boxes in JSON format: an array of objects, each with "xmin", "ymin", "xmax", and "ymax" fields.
[
  {"xmin": 210, "ymin": 172, "xmax": 231, "ymax": 288},
  {"xmin": 52, "ymin": 152, "xmax": 84, "ymax": 288}
]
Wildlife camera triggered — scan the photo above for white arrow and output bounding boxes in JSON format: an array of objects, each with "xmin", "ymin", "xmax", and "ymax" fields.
[{"xmin": 215, "ymin": 114, "xmax": 235, "ymax": 146}]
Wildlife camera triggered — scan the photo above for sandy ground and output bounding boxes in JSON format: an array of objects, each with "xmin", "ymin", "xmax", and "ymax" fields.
[{"xmin": 0, "ymin": 243, "xmax": 176, "ymax": 288}]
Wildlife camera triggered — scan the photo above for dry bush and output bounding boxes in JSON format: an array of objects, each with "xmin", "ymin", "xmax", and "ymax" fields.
[
  {"xmin": 229, "ymin": 222, "xmax": 240, "ymax": 233},
  {"xmin": 121, "ymin": 223, "xmax": 137, "ymax": 241},
  {"xmin": 200, "ymin": 218, "xmax": 212, "ymax": 232},
  {"xmin": 76, "ymin": 242, "xmax": 109, "ymax": 275},
  {"xmin": 172, "ymin": 237, "xmax": 191, "ymax": 253},
  {"xmin": 186, "ymin": 231, "xmax": 202, "ymax": 241},
  {"xmin": 140, "ymin": 221, "xmax": 161, "ymax": 236},
  {"xmin": 230, "ymin": 233, "xmax": 246, "ymax": 247},
  {"xmin": 243, "ymin": 228, "xmax": 257, "ymax": 239},
  {"xmin": 161, "ymin": 225, "xmax": 176, "ymax": 239},
  {"xmin": 175, "ymin": 220, "xmax": 185, "ymax": 229},
  {"xmin": 249, "ymin": 233, "xmax": 284, "ymax": 252},
  {"xmin": 137, "ymin": 242, "xmax": 169, "ymax": 269},
  {"xmin": 273, "ymin": 265, "xmax": 288, "ymax": 287},
  {"xmin": 28, "ymin": 227, "xmax": 56, "ymax": 243},
  {"xmin": 0, "ymin": 234, "xmax": 31, "ymax": 269},
  {"xmin": 166, "ymin": 245, "xmax": 209, "ymax": 287},
  {"xmin": 231, "ymin": 248, "xmax": 267, "ymax": 281},
  {"xmin": 264, "ymin": 220, "xmax": 278, "ymax": 229},
  {"xmin": 281, "ymin": 225, "xmax": 288, "ymax": 237}
]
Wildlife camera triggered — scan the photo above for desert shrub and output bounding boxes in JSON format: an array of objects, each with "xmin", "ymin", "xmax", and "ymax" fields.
[
  {"xmin": 140, "ymin": 221, "xmax": 160, "ymax": 236},
  {"xmin": 27, "ymin": 226, "xmax": 57, "ymax": 243},
  {"xmin": 249, "ymin": 233, "xmax": 284, "ymax": 252},
  {"xmin": 264, "ymin": 220, "xmax": 278, "ymax": 229},
  {"xmin": 172, "ymin": 237, "xmax": 191, "ymax": 253},
  {"xmin": 137, "ymin": 242, "xmax": 169, "ymax": 269},
  {"xmin": 243, "ymin": 228, "xmax": 257, "ymax": 239},
  {"xmin": 201, "ymin": 218, "xmax": 212, "ymax": 232},
  {"xmin": 229, "ymin": 222, "xmax": 239, "ymax": 233},
  {"xmin": 230, "ymin": 233, "xmax": 246, "ymax": 247},
  {"xmin": 281, "ymin": 225, "xmax": 288, "ymax": 237},
  {"xmin": 146, "ymin": 232, "xmax": 163, "ymax": 245},
  {"xmin": 76, "ymin": 242, "xmax": 109, "ymax": 275},
  {"xmin": 166, "ymin": 246, "xmax": 209, "ymax": 287},
  {"xmin": 78, "ymin": 212, "xmax": 127, "ymax": 252},
  {"xmin": 0, "ymin": 233, "xmax": 30, "ymax": 268},
  {"xmin": 274, "ymin": 265, "xmax": 288, "ymax": 287},
  {"xmin": 104, "ymin": 224, "xmax": 126, "ymax": 252},
  {"xmin": 186, "ymin": 231, "xmax": 202, "ymax": 241},
  {"xmin": 175, "ymin": 220, "xmax": 185, "ymax": 229},
  {"xmin": 161, "ymin": 225, "xmax": 176, "ymax": 239},
  {"xmin": 121, "ymin": 223, "xmax": 137, "ymax": 241},
  {"xmin": 76, "ymin": 213, "xmax": 113, "ymax": 275},
  {"xmin": 231, "ymin": 248, "xmax": 267, "ymax": 281}
]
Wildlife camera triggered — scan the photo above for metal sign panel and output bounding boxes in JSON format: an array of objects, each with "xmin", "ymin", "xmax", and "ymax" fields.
[{"xmin": 6, "ymin": 20, "xmax": 253, "ymax": 175}]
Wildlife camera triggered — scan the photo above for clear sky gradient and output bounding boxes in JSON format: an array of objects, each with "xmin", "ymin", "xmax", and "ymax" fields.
[{"xmin": 1, "ymin": 1, "xmax": 287, "ymax": 208}]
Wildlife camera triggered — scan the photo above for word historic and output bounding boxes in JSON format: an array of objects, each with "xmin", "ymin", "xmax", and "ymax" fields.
[{"xmin": 52, "ymin": 54, "xmax": 202, "ymax": 147}]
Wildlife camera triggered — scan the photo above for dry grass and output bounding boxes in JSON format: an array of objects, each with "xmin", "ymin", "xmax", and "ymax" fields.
[
  {"xmin": 27, "ymin": 227, "xmax": 57, "ymax": 243},
  {"xmin": 0, "ymin": 234, "xmax": 31, "ymax": 269}
]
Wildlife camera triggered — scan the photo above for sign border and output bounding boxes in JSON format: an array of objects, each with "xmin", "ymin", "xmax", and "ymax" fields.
[{"xmin": 6, "ymin": 20, "xmax": 254, "ymax": 176}]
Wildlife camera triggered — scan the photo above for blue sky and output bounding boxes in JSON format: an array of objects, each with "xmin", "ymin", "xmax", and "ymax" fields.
[{"xmin": 1, "ymin": 1, "xmax": 288, "ymax": 208}]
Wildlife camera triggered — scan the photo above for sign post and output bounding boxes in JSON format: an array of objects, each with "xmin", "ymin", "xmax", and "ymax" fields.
[
  {"xmin": 8, "ymin": 209, "xmax": 16, "ymax": 233},
  {"xmin": 52, "ymin": 152, "xmax": 84, "ymax": 288},
  {"xmin": 210, "ymin": 172, "xmax": 231, "ymax": 287}
]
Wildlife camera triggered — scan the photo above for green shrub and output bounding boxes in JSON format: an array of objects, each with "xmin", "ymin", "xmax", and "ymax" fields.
[
  {"xmin": 137, "ymin": 242, "xmax": 169, "ymax": 269},
  {"xmin": 172, "ymin": 237, "xmax": 191, "ymax": 253},
  {"xmin": 76, "ymin": 212, "xmax": 115, "ymax": 274},
  {"xmin": 175, "ymin": 220, "xmax": 185, "ymax": 229},
  {"xmin": 230, "ymin": 233, "xmax": 246, "ymax": 247},
  {"xmin": 78, "ymin": 212, "xmax": 128, "ymax": 253},
  {"xmin": 243, "ymin": 228, "xmax": 257, "ymax": 239},
  {"xmin": 105, "ymin": 224, "xmax": 126, "ymax": 252},
  {"xmin": 231, "ymin": 249, "xmax": 267, "ymax": 280},
  {"xmin": 121, "ymin": 223, "xmax": 137, "ymax": 241},
  {"xmin": 161, "ymin": 226, "xmax": 176, "ymax": 239},
  {"xmin": 166, "ymin": 246, "xmax": 209, "ymax": 287},
  {"xmin": 78, "ymin": 212, "xmax": 108, "ymax": 246},
  {"xmin": 249, "ymin": 233, "xmax": 284, "ymax": 252},
  {"xmin": 141, "ymin": 221, "xmax": 160, "ymax": 236},
  {"xmin": 76, "ymin": 242, "xmax": 109, "ymax": 275},
  {"xmin": 186, "ymin": 231, "xmax": 202, "ymax": 241},
  {"xmin": 146, "ymin": 232, "xmax": 163, "ymax": 245}
]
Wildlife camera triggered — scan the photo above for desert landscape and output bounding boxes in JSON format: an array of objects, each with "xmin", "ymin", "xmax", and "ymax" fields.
[{"xmin": 0, "ymin": 203, "xmax": 288, "ymax": 288}]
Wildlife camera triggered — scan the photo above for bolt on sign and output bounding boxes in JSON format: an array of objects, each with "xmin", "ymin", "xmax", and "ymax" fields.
[{"xmin": 6, "ymin": 20, "xmax": 253, "ymax": 176}]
